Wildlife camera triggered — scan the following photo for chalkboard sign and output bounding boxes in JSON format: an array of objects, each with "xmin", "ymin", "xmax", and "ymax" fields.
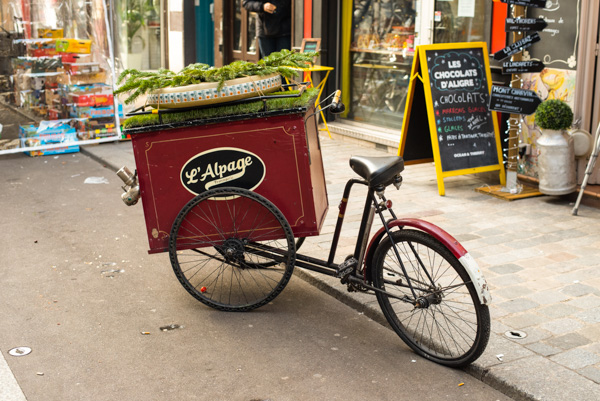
[
  {"xmin": 526, "ymin": 0, "xmax": 581, "ymax": 70},
  {"xmin": 300, "ymin": 38, "xmax": 321, "ymax": 53},
  {"xmin": 505, "ymin": 18, "xmax": 547, "ymax": 32},
  {"xmin": 489, "ymin": 86, "xmax": 542, "ymax": 115},
  {"xmin": 493, "ymin": 32, "xmax": 541, "ymax": 61},
  {"xmin": 500, "ymin": 0, "xmax": 546, "ymax": 8},
  {"xmin": 399, "ymin": 42, "xmax": 505, "ymax": 196}
]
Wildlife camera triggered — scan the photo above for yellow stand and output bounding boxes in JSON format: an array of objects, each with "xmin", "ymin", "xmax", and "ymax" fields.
[{"xmin": 292, "ymin": 65, "xmax": 334, "ymax": 137}]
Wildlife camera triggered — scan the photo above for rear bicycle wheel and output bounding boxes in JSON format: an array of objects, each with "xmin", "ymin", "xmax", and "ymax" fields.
[
  {"xmin": 169, "ymin": 187, "xmax": 295, "ymax": 311},
  {"xmin": 372, "ymin": 229, "xmax": 490, "ymax": 367}
]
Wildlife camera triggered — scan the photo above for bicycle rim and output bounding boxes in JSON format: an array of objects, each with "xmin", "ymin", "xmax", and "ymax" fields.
[{"xmin": 169, "ymin": 187, "xmax": 295, "ymax": 311}]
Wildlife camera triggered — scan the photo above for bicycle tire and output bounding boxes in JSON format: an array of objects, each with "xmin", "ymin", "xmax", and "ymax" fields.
[
  {"xmin": 372, "ymin": 229, "xmax": 490, "ymax": 367},
  {"xmin": 169, "ymin": 187, "xmax": 295, "ymax": 311}
]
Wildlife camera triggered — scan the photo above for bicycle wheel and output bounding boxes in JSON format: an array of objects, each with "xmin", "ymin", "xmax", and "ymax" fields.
[
  {"xmin": 169, "ymin": 187, "xmax": 295, "ymax": 311},
  {"xmin": 372, "ymin": 229, "xmax": 490, "ymax": 367}
]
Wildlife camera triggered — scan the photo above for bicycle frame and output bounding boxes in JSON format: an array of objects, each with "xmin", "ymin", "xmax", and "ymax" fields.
[
  {"xmin": 244, "ymin": 91, "xmax": 491, "ymax": 305},
  {"xmin": 293, "ymin": 178, "xmax": 372, "ymax": 274},
  {"xmin": 250, "ymin": 174, "xmax": 491, "ymax": 306},
  {"xmin": 284, "ymin": 178, "xmax": 423, "ymax": 303}
]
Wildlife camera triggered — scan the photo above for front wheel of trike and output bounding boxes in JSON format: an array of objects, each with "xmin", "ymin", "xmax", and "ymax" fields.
[
  {"xmin": 169, "ymin": 187, "xmax": 296, "ymax": 312},
  {"xmin": 372, "ymin": 229, "xmax": 490, "ymax": 367}
]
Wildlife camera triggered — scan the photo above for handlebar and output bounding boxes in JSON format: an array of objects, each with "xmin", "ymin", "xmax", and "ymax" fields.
[{"xmin": 329, "ymin": 90, "xmax": 345, "ymax": 114}]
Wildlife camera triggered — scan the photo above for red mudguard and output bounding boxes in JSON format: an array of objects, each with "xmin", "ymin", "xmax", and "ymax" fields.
[
  {"xmin": 365, "ymin": 218, "xmax": 467, "ymax": 265},
  {"xmin": 363, "ymin": 218, "xmax": 491, "ymax": 304}
]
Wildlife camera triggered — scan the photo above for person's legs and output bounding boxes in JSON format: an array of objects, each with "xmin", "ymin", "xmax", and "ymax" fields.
[
  {"xmin": 259, "ymin": 35, "xmax": 291, "ymax": 57},
  {"xmin": 274, "ymin": 35, "xmax": 291, "ymax": 53},
  {"xmin": 258, "ymin": 37, "xmax": 277, "ymax": 58}
]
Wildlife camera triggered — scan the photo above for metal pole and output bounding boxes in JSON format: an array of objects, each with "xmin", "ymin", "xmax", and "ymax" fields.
[
  {"xmin": 572, "ymin": 123, "xmax": 600, "ymax": 215},
  {"xmin": 504, "ymin": 5, "xmax": 524, "ymax": 193},
  {"xmin": 103, "ymin": 0, "xmax": 122, "ymax": 138}
]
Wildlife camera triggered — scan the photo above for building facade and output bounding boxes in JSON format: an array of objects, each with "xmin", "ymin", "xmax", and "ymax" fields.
[{"xmin": 3, "ymin": 1, "xmax": 599, "ymax": 183}]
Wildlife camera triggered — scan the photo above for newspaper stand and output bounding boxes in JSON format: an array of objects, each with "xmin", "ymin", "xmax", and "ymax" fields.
[{"xmin": 124, "ymin": 102, "xmax": 328, "ymax": 254}]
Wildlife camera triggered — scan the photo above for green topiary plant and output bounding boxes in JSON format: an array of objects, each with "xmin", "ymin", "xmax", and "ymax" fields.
[{"xmin": 534, "ymin": 99, "xmax": 573, "ymax": 131}]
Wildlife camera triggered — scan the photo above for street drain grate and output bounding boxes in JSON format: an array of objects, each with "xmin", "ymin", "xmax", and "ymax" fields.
[
  {"xmin": 8, "ymin": 347, "xmax": 32, "ymax": 357},
  {"xmin": 505, "ymin": 330, "xmax": 527, "ymax": 339}
]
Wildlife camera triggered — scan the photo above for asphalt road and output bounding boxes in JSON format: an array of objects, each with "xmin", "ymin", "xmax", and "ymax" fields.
[{"xmin": 0, "ymin": 151, "xmax": 512, "ymax": 400}]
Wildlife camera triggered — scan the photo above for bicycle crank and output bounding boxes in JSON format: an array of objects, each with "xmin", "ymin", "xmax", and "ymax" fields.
[{"xmin": 335, "ymin": 257, "xmax": 358, "ymax": 284}]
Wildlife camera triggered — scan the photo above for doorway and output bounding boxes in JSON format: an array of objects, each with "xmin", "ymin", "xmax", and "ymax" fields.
[
  {"xmin": 213, "ymin": 0, "xmax": 259, "ymax": 66},
  {"xmin": 195, "ymin": 0, "xmax": 215, "ymax": 65}
]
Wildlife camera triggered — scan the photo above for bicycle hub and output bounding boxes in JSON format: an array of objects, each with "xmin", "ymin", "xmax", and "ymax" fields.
[{"xmin": 116, "ymin": 166, "xmax": 140, "ymax": 206}]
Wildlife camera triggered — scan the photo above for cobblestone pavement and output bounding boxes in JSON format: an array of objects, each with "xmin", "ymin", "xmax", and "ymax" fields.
[{"xmin": 84, "ymin": 133, "xmax": 600, "ymax": 400}]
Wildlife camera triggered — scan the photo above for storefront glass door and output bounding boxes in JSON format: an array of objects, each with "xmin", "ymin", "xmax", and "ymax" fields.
[{"xmin": 231, "ymin": 0, "xmax": 259, "ymax": 63}]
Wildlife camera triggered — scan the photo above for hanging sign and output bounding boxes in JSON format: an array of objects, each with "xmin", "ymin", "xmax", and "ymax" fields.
[
  {"xmin": 505, "ymin": 18, "xmax": 547, "ymax": 32},
  {"xmin": 398, "ymin": 42, "xmax": 505, "ymax": 196},
  {"xmin": 493, "ymin": 32, "xmax": 541, "ymax": 61},
  {"xmin": 489, "ymin": 86, "xmax": 542, "ymax": 115},
  {"xmin": 502, "ymin": 60, "xmax": 545, "ymax": 74},
  {"xmin": 500, "ymin": 0, "xmax": 547, "ymax": 8}
]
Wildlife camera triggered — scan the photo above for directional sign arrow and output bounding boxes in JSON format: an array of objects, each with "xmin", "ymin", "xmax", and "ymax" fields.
[
  {"xmin": 489, "ymin": 86, "xmax": 542, "ymax": 115},
  {"xmin": 500, "ymin": 0, "xmax": 547, "ymax": 8},
  {"xmin": 493, "ymin": 32, "xmax": 541, "ymax": 61},
  {"xmin": 505, "ymin": 18, "xmax": 548, "ymax": 32},
  {"xmin": 502, "ymin": 60, "xmax": 545, "ymax": 75}
]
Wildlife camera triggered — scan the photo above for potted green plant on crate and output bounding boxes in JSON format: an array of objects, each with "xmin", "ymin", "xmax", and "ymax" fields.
[
  {"xmin": 114, "ymin": 50, "xmax": 320, "ymax": 129},
  {"xmin": 534, "ymin": 99, "xmax": 576, "ymax": 195},
  {"xmin": 115, "ymin": 50, "xmax": 317, "ymax": 105}
]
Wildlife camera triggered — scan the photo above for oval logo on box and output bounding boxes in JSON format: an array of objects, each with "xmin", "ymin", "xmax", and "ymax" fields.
[{"xmin": 181, "ymin": 147, "xmax": 266, "ymax": 195}]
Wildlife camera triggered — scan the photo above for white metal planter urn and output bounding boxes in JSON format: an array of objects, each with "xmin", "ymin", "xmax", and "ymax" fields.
[
  {"xmin": 537, "ymin": 129, "xmax": 576, "ymax": 195},
  {"xmin": 534, "ymin": 99, "xmax": 576, "ymax": 196}
]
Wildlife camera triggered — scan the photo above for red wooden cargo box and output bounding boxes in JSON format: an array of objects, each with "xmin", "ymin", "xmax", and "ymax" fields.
[{"xmin": 125, "ymin": 106, "xmax": 329, "ymax": 254}]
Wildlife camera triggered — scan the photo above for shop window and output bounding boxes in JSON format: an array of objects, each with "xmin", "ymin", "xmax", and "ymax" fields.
[
  {"xmin": 348, "ymin": 0, "xmax": 417, "ymax": 129},
  {"xmin": 433, "ymin": 0, "xmax": 491, "ymax": 45},
  {"xmin": 345, "ymin": 0, "xmax": 492, "ymax": 131},
  {"xmin": 117, "ymin": 0, "xmax": 162, "ymax": 71},
  {"xmin": 0, "ymin": 0, "xmax": 124, "ymax": 156},
  {"xmin": 233, "ymin": 1, "xmax": 242, "ymax": 51}
]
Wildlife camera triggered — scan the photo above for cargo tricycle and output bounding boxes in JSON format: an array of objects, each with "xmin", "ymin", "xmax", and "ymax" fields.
[{"xmin": 118, "ymin": 88, "xmax": 491, "ymax": 368}]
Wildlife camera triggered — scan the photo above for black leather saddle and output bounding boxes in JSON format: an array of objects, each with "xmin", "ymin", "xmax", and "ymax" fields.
[{"xmin": 349, "ymin": 156, "xmax": 404, "ymax": 188}]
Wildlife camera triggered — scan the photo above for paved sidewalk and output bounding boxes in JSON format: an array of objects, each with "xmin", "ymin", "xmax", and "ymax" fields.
[{"xmin": 83, "ymin": 135, "xmax": 600, "ymax": 400}]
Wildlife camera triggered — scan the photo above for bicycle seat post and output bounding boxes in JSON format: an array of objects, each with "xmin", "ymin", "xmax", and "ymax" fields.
[
  {"xmin": 326, "ymin": 178, "xmax": 366, "ymax": 266},
  {"xmin": 353, "ymin": 186, "xmax": 378, "ymax": 273}
]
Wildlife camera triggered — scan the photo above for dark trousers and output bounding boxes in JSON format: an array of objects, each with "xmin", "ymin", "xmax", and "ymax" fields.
[{"xmin": 258, "ymin": 35, "xmax": 291, "ymax": 58}]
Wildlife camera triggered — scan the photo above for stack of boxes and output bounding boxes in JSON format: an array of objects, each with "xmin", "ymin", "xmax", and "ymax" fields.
[
  {"xmin": 66, "ymin": 83, "xmax": 121, "ymax": 140},
  {"xmin": 10, "ymin": 28, "xmax": 122, "ymax": 155},
  {"xmin": 19, "ymin": 119, "xmax": 83, "ymax": 157},
  {"xmin": 0, "ymin": 29, "xmax": 25, "ymax": 101}
]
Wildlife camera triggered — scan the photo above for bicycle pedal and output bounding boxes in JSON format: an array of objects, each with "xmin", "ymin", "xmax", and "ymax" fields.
[{"xmin": 336, "ymin": 257, "xmax": 358, "ymax": 281}]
